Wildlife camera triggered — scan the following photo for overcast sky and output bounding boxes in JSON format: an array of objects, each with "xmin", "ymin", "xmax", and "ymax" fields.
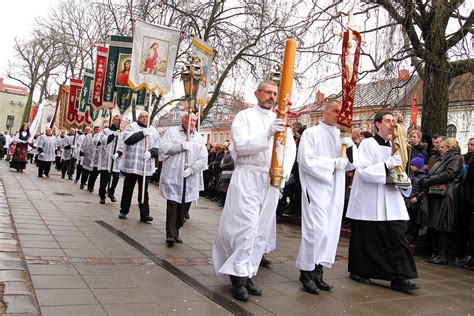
[{"xmin": 0, "ymin": 1, "xmax": 58, "ymax": 84}]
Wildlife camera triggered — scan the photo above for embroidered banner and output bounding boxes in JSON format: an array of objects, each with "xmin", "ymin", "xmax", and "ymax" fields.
[
  {"xmin": 66, "ymin": 79, "xmax": 83, "ymax": 126},
  {"xmin": 78, "ymin": 68, "xmax": 95, "ymax": 115},
  {"xmin": 91, "ymin": 46, "xmax": 108, "ymax": 110},
  {"xmin": 337, "ymin": 30, "xmax": 362, "ymax": 131},
  {"xmin": 128, "ymin": 20, "xmax": 180, "ymax": 95},
  {"xmin": 192, "ymin": 38, "xmax": 214, "ymax": 109}
]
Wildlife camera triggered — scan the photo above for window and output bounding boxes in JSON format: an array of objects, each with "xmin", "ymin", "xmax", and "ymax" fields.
[
  {"xmin": 207, "ymin": 134, "xmax": 210, "ymax": 143},
  {"xmin": 6, "ymin": 115, "xmax": 14, "ymax": 130},
  {"xmin": 447, "ymin": 124, "xmax": 457, "ymax": 138}
]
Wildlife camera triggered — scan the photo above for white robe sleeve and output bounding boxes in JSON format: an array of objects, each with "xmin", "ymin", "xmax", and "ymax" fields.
[
  {"xmin": 231, "ymin": 112, "xmax": 269, "ymax": 155},
  {"xmin": 353, "ymin": 140, "xmax": 387, "ymax": 184},
  {"xmin": 282, "ymin": 127, "xmax": 296, "ymax": 180},
  {"xmin": 298, "ymin": 129, "xmax": 336, "ymax": 184}
]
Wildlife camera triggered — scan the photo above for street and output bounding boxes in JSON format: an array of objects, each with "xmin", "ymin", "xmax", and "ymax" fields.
[{"xmin": 0, "ymin": 161, "xmax": 473, "ymax": 315}]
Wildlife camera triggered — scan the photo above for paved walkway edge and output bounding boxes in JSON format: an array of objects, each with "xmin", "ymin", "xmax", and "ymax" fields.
[{"xmin": 0, "ymin": 180, "xmax": 41, "ymax": 315}]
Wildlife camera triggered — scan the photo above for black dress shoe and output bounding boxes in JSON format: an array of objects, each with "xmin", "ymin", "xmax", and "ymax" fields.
[
  {"xmin": 99, "ymin": 197, "xmax": 105, "ymax": 204},
  {"xmin": 175, "ymin": 237, "xmax": 183, "ymax": 243},
  {"xmin": 140, "ymin": 216, "xmax": 153, "ymax": 223},
  {"xmin": 166, "ymin": 237, "xmax": 175, "ymax": 246},
  {"xmin": 313, "ymin": 265, "xmax": 333, "ymax": 291},
  {"xmin": 260, "ymin": 256, "xmax": 272, "ymax": 268},
  {"xmin": 80, "ymin": 184, "xmax": 84, "ymax": 190},
  {"xmin": 109, "ymin": 195, "xmax": 117, "ymax": 202},
  {"xmin": 232, "ymin": 285, "xmax": 249, "ymax": 301},
  {"xmin": 314, "ymin": 278, "xmax": 333, "ymax": 291},
  {"xmin": 184, "ymin": 212, "xmax": 190, "ymax": 219},
  {"xmin": 45, "ymin": 174, "xmax": 50, "ymax": 177},
  {"xmin": 390, "ymin": 279, "xmax": 419, "ymax": 292},
  {"xmin": 246, "ymin": 279, "xmax": 262, "ymax": 295},
  {"xmin": 118, "ymin": 213, "xmax": 127, "ymax": 219},
  {"xmin": 88, "ymin": 188, "xmax": 94, "ymax": 193},
  {"xmin": 299, "ymin": 272, "xmax": 320, "ymax": 294},
  {"xmin": 38, "ymin": 175, "xmax": 43, "ymax": 178},
  {"xmin": 349, "ymin": 273, "xmax": 372, "ymax": 284},
  {"xmin": 68, "ymin": 176, "xmax": 73, "ymax": 180}
]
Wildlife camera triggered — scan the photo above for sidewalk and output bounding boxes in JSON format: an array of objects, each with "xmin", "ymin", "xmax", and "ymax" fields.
[{"xmin": 0, "ymin": 161, "xmax": 473, "ymax": 315}]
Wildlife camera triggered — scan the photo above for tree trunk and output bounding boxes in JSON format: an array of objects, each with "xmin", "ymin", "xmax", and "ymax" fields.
[
  {"xmin": 421, "ymin": 62, "xmax": 450, "ymax": 137},
  {"xmin": 22, "ymin": 88, "xmax": 35, "ymax": 124}
]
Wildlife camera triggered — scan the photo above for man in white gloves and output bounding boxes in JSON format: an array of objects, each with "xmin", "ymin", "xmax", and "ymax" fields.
[
  {"xmin": 61, "ymin": 128, "xmax": 77, "ymax": 180},
  {"xmin": 346, "ymin": 111, "xmax": 419, "ymax": 293},
  {"xmin": 119, "ymin": 112, "xmax": 161, "ymax": 223},
  {"xmin": 212, "ymin": 80, "xmax": 296, "ymax": 301},
  {"xmin": 295, "ymin": 99, "xmax": 357, "ymax": 294},
  {"xmin": 97, "ymin": 115, "xmax": 122, "ymax": 204},
  {"xmin": 159, "ymin": 112, "xmax": 208, "ymax": 245}
]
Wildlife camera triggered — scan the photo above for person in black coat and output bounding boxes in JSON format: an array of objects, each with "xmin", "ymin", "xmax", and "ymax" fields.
[
  {"xmin": 405, "ymin": 154, "xmax": 427, "ymax": 244},
  {"xmin": 419, "ymin": 138, "xmax": 463, "ymax": 264},
  {"xmin": 462, "ymin": 138, "xmax": 474, "ymax": 268}
]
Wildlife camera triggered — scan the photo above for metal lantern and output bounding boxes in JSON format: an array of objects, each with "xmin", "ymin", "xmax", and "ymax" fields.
[{"xmin": 181, "ymin": 56, "xmax": 203, "ymax": 105}]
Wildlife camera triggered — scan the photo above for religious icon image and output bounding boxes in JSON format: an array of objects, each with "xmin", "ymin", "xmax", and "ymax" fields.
[
  {"xmin": 139, "ymin": 36, "xmax": 169, "ymax": 77},
  {"xmin": 115, "ymin": 53, "xmax": 132, "ymax": 87}
]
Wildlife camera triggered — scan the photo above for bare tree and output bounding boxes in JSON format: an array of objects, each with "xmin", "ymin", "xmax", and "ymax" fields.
[
  {"xmin": 296, "ymin": 0, "xmax": 473, "ymax": 136},
  {"xmin": 7, "ymin": 29, "xmax": 62, "ymax": 124}
]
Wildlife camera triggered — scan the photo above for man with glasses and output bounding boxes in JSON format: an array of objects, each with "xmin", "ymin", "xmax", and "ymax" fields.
[{"xmin": 212, "ymin": 80, "xmax": 296, "ymax": 301}]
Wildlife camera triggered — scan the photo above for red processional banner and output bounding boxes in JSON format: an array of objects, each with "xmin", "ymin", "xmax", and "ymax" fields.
[
  {"xmin": 410, "ymin": 98, "xmax": 419, "ymax": 126},
  {"xmin": 337, "ymin": 30, "xmax": 362, "ymax": 131},
  {"xmin": 66, "ymin": 79, "xmax": 83, "ymax": 126},
  {"xmin": 91, "ymin": 46, "xmax": 109, "ymax": 110}
]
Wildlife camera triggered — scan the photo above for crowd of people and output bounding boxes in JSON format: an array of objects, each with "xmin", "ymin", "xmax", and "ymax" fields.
[{"xmin": 2, "ymin": 80, "xmax": 473, "ymax": 302}]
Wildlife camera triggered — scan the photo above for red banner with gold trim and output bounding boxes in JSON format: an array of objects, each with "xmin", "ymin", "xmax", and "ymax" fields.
[
  {"xmin": 337, "ymin": 30, "xmax": 362, "ymax": 131},
  {"xmin": 66, "ymin": 79, "xmax": 83, "ymax": 126},
  {"xmin": 92, "ymin": 46, "xmax": 108, "ymax": 110},
  {"xmin": 410, "ymin": 98, "xmax": 418, "ymax": 125}
]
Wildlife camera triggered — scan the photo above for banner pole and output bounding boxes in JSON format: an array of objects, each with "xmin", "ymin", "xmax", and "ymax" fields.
[{"xmin": 140, "ymin": 92, "xmax": 152, "ymax": 204}]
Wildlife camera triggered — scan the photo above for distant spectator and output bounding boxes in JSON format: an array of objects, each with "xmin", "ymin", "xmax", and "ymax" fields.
[
  {"xmin": 351, "ymin": 128, "xmax": 362, "ymax": 147},
  {"xmin": 419, "ymin": 138, "xmax": 463, "ymax": 265},
  {"xmin": 361, "ymin": 131, "xmax": 373, "ymax": 139},
  {"xmin": 405, "ymin": 154, "xmax": 427, "ymax": 244},
  {"xmin": 409, "ymin": 130, "xmax": 427, "ymax": 162},
  {"xmin": 426, "ymin": 136, "xmax": 446, "ymax": 171}
]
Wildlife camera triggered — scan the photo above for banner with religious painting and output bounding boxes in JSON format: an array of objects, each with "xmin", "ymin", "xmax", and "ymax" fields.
[
  {"xmin": 128, "ymin": 20, "xmax": 180, "ymax": 95},
  {"xmin": 103, "ymin": 35, "xmax": 147, "ymax": 115},
  {"xmin": 77, "ymin": 68, "xmax": 95, "ymax": 115},
  {"xmin": 91, "ymin": 46, "xmax": 108, "ymax": 111},
  {"xmin": 192, "ymin": 38, "xmax": 214, "ymax": 108}
]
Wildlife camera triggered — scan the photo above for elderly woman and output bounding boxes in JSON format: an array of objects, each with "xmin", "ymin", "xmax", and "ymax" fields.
[{"xmin": 419, "ymin": 138, "xmax": 463, "ymax": 264}]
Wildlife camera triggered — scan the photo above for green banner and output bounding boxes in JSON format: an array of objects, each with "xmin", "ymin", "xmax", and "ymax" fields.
[
  {"xmin": 103, "ymin": 35, "xmax": 146, "ymax": 115},
  {"xmin": 78, "ymin": 68, "xmax": 95, "ymax": 114}
]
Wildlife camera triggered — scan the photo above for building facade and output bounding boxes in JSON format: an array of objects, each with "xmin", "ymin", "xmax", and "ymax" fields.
[{"xmin": 0, "ymin": 77, "xmax": 29, "ymax": 135}]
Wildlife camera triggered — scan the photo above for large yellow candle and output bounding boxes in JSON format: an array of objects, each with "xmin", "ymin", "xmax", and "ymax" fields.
[{"xmin": 270, "ymin": 39, "xmax": 297, "ymax": 188}]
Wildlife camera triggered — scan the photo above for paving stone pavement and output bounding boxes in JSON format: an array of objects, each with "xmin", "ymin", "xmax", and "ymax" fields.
[{"xmin": 0, "ymin": 161, "xmax": 473, "ymax": 315}]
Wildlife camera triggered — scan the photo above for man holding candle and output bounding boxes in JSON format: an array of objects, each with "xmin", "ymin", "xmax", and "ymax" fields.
[{"xmin": 212, "ymin": 80, "xmax": 296, "ymax": 301}]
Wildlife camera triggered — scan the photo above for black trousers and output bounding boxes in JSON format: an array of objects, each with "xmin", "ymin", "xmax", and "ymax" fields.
[
  {"xmin": 38, "ymin": 161, "xmax": 52, "ymax": 177},
  {"xmin": 81, "ymin": 167, "xmax": 99, "ymax": 189},
  {"xmin": 166, "ymin": 200, "xmax": 191, "ymax": 238},
  {"xmin": 55, "ymin": 156, "xmax": 62, "ymax": 170},
  {"xmin": 62, "ymin": 158, "xmax": 76, "ymax": 177},
  {"xmin": 120, "ymin": 172, "xmax": 150, "ymax": 219},
  {"xmin": 75, "ymin": 163, "xmax": 83, "ymax": 181},
  {"xmin": 99, "ymin": 170, "xmax": 120, "ymax": 198},
  {"xmin": 109, "ymin": 172, "xmax": 120, "ymax": 197}
]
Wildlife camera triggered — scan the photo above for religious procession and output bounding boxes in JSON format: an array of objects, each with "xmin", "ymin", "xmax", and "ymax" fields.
[{"xmin": 0, "ymin": 0, "xmax": 473, "ymax": 315}]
